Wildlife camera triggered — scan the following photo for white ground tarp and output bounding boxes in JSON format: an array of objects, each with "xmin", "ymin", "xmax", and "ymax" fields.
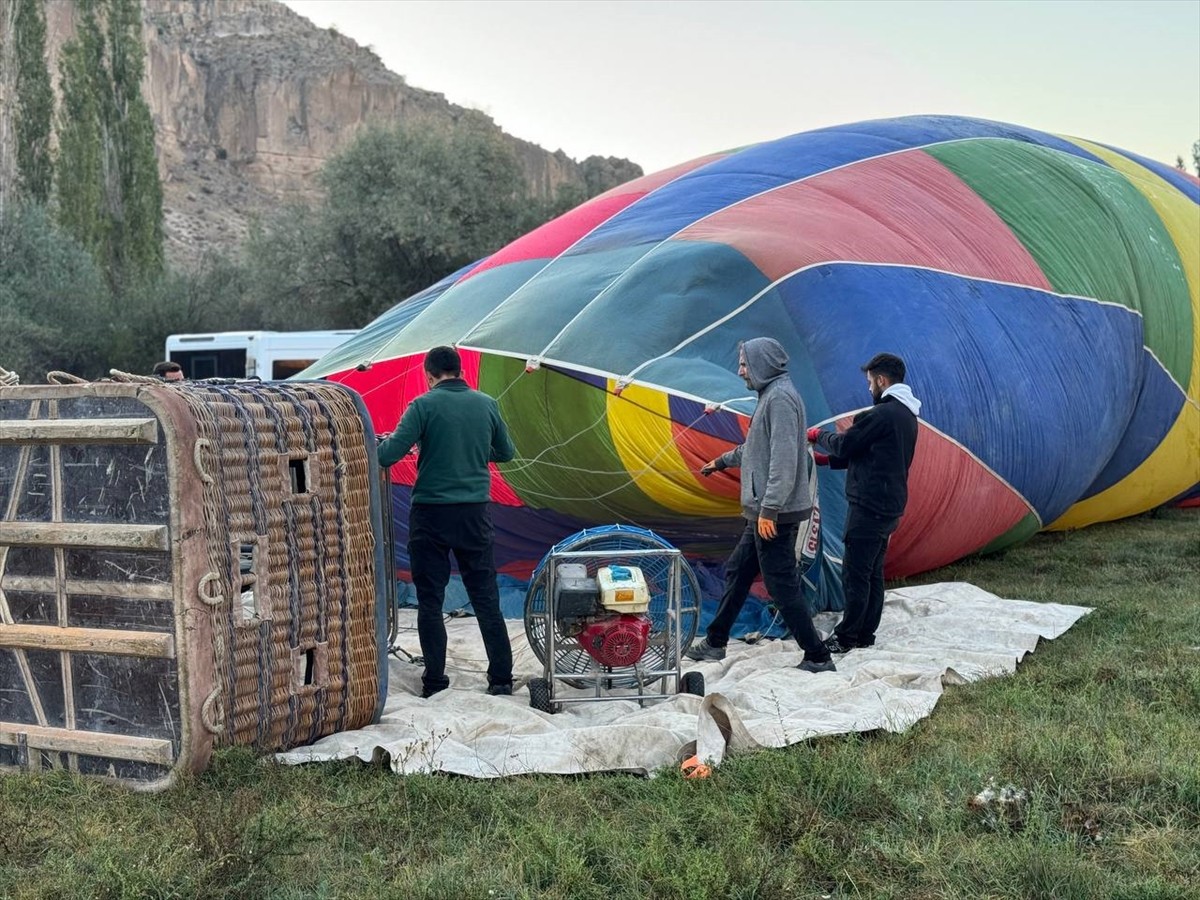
[{"xmin": 276, "ymin": 582, "xmax": 1090, "ymax": 777}]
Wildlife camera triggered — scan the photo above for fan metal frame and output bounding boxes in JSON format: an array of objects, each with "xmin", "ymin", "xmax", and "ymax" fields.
[{"xmin": 523, "ymin": 526, "xmax": 702, "ymax": 707}]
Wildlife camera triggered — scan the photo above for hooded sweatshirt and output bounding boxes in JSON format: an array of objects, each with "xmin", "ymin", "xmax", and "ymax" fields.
[
  {"xmin": 714, "ymin": 338, "xmax": 813, "ymax": 523},
  {"xmin": 814, "ymin": 381, "xmax": 920, "ymax": 519}
]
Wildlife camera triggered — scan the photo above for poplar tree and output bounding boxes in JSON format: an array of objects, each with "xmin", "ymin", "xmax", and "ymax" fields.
[
  {"xmin": 107, "ymin": 0, "xmax": 162, "ymax": 279},
  {"xmin": 56, "ymin": 0, "xmax": 162, "ymax": 288},
  {"xmin": 14, "ymin": 0, "xmax": 52, "ymax": 203},
  {"xmin": 0, "ymin": 0, "xmax": 17, "ymax": 216},
  {"xmin": 55, "ymin": 0, "xmax": 108, "ymax": 265}
]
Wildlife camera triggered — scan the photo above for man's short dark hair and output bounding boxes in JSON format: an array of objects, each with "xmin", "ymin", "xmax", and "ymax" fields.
[
  {"xmin": 424, "ymin": 346, "xmax": 462, "ymax": 378},
  {"xmin": 152, "ymin": 361, "xmax": 182, "ymax": 377},
  {"xmin": 861, "ymin": 353, "xmax": 906, "ymax": 383}
]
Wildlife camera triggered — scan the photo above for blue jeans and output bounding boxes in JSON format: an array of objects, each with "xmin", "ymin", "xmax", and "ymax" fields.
[{"xmin": 705, "ymin": 519, "xmax": 829, "ymax": 661}]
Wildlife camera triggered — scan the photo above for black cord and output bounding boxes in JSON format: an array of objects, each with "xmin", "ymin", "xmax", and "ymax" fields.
[{"xmin": 387, "ymin": 611, "xmax": 458, "ymax": 665}]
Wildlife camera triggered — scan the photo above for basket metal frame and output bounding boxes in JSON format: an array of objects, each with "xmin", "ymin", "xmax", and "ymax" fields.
[
  {"xmin": 536, "ymin": 547, "xmax": 687, "ymax": 711},
  {"xmin": 379, "ymin": 464, "xmax": 399, "ymax": 651}
]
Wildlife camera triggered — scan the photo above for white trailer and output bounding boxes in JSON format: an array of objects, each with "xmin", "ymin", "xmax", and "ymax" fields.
[{"xmin": 164, "ymin": 330, "xmax": 358, "ymax": 381}]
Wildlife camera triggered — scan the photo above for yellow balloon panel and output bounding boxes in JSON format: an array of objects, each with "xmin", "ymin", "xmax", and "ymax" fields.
[{"xmin": 606, "ymin": 381, "xmax": 740, "ymax": 517}]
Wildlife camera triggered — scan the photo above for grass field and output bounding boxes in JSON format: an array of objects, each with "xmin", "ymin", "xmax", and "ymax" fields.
[{"xmin": 1, "ymin": 509, "xmax": 1197, "ymax": 900}]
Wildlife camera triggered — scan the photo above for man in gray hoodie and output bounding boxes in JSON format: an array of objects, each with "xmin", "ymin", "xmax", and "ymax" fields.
[{"xmin": 686, "ymin": 338, "xmax": 835, "ymax": 673}]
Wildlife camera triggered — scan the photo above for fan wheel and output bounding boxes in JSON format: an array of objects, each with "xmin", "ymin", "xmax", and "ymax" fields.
[
  {"xmin": 528, "ymin": 677, "xmax": 553, "ymax": 713},
  {"xmin": 680, "ymin": 671, "xmax": 705, "ymax": 697}
]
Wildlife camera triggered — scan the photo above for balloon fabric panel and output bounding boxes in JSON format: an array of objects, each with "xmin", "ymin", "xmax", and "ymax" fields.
[{"xmin": 676, "ymin": 148, "xmax": 1053, "ymax": 290}]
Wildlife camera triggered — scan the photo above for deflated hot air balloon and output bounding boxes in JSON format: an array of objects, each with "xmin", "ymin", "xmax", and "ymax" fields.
[{"xmin": 305, "ymin": 115, "xmax": 1200, "ymax": 611}]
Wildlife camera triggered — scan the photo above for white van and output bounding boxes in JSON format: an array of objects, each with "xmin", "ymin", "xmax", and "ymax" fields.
[{"xmin": 164, "ymin": 330, "xmax": 358, "ymax": 381}]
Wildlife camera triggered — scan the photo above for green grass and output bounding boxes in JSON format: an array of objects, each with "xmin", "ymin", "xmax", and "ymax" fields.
[{"xmin": 2, "ymin": 510, "xmax": 1197, "ymax": 899}]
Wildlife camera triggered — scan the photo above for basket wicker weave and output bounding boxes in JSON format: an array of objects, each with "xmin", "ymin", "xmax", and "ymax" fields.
[{"xmin": 0, "ymin": 379, "xmax": 389, "ymax": 789}]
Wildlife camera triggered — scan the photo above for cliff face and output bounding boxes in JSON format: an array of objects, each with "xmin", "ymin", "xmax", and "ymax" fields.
[{"xmin": 38, "ymin": 0, "xmax": 640, "ymax": 265}]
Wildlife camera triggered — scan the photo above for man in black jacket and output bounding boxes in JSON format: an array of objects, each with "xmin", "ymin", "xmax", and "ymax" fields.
[{"xmin": 807, "ymin": 353, "xmax": 920, "ymax": 653}]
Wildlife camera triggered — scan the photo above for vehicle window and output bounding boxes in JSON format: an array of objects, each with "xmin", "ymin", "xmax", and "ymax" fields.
[{"xmin": 272, "ymin": 359, "xmax": 317, "ymax": 380}]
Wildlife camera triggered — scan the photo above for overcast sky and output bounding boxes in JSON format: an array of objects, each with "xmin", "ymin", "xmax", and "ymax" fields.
[{"xmin": 280, "ymin": 0, "xmax": 1200, "ymax": 175}]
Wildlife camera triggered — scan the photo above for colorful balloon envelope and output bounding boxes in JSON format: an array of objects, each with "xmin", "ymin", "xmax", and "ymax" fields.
[{"xmin": 306, "ymin": 115, "xmax": 1200, "ymax": 610}]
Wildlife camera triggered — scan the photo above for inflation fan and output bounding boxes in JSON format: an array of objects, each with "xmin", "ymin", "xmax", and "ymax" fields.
[{"xmin": 523, "ymin": 525, "xmax": 705, "ymax": 713}]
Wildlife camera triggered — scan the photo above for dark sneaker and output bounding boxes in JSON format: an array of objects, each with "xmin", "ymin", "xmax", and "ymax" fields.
[
  {"xmin": 685, "ymin": 638, "xmax": 726, "ymax": 662},
  {"xmin": 797, "ymin": 658, "xmax": 836, "ymax": 674},
  {"xmin": 824, "ymin": 636, "xmax": 855, "ymax": 654},
  {"xmin": 421, "ymin": 682, "xmax": 449, "ymax": 698},
  {"xmin": 486, "ymin": 683, "xmax": 513, "ymax": 696}
]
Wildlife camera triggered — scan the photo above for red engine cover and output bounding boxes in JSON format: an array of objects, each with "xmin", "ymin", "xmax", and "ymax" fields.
[{"xmin": 577, "ymin": 614, "xmax": 652, "ymax": 668}]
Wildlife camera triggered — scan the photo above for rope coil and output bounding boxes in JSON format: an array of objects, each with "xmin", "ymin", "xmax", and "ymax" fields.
[
  {"xmin": 200, "ymin": 688, "xmax": 225, "ymax": 735},
  {"xmin": 197, "ymin": 572, "xmax": 224, "ymax": 607},
  {"xmin": 193, "ymin": 438, "xmax": 215, "ymax": 484}
]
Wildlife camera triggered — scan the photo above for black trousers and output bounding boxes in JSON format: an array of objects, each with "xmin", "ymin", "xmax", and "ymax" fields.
[
  {"xmin": 408, "ymin": 502, "xmax": 513, "ymax": 691},
  {"xmin": 834, "ymin": 505, "xmax": 900, "ymax": 648},
  {"xmin": 705, "ymin": 519, "xmax": 830, "ymax": 662}
]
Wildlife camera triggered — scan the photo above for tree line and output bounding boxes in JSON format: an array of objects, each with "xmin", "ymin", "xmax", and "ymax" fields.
[{"xmin": 0, "ymin": 0, "xmax": 635, "ymax": 381}]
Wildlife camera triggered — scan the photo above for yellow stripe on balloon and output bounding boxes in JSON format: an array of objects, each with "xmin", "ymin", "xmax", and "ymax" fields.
[
  {"xmin": 1050, "ymin": 136, "xmax": 1200, "ymax": 529},
  {"xmin": 606, "ymin": 380, "xmax": 741, "ymax": 516},
  {"xmin": 1051, "ymin": 401, "xmax": 1200, "ymax": 529}
]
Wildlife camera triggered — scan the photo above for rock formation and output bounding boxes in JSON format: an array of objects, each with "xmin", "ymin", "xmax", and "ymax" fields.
[{"xmin": 33, "ymin": 0, "xmax": 640, "ymax": 265}]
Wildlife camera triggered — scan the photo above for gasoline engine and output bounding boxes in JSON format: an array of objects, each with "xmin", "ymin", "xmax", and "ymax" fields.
[{"xmin": 553, "ymin": 563, "xmax": 653, "ymax": 669}]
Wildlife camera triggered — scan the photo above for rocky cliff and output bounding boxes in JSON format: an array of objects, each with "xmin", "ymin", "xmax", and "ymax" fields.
[{"xmin": 39, "ymin": 0, "xmax": 641, "ymax": 265}]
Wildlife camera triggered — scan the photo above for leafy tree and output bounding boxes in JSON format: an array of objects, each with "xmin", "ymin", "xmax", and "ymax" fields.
[
  {"xmin": 184, "ymin": 120, "xmax": 641, "ymax": 336},
  {"xmin": 240, "ymin": 200, "xmax": 347, "ymax": 328},
  {"xmin": 1192, "ymin": 139, "xmax": 1199, "ymax": 177},
  {"xmin": 0, "ymin": 203, "xmax": 112, "ymax": 379},
  {"xmin": 56, "ymin": 0, "xmax": 162, "ymax": 290},
  {"xmin": 14, "ymin": 0, "xmax": 52, "ymax": 203},
  {"xmin": 579, "ymin": 154, "xmax": 642, "ymax": 196},
  {"xmin": 241, "ymin": 119, "xmax": 535, "ymax": 327},
  {"xmin": 321, "ymin": 118, "xmax": 531, "ymax": 308},
  {"xmin": 1176, "ymin": 156, "xmax": 1187, "ymax": 172}
]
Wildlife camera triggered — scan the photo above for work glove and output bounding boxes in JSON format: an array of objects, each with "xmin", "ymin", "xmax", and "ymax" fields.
[
  {"xmin": 806, "ymin": 426, "xmax": 821, "ymax": 443},
  {"xmin": 813, "ymin": 451, "xmax": 830, "ymax": 466},
  {"xmin": 699, "ymin": 459, "xmax": 719, "ymax": 477}
]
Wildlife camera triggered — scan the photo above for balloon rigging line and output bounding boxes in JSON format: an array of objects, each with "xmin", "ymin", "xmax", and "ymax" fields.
[
  {"xmin": 356, "ymin": 352, "xmax": 834, "ymax": 507},
  {"xmin": 505, "ymin": 411, "xmax": 733, "ymax": 503},
  {"xmin": 351, "ymin": 355, "xmax": 429, "ymax": 402}
]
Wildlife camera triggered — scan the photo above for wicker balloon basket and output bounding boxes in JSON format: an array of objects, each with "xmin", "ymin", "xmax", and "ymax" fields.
[{"xmin": 0, "ymin": 377, "xmax": 390, "ymax": 789}]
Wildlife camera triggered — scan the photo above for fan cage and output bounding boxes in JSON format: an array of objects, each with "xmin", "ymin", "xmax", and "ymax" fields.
[{"xmin": 523, "ymin": 525, "xmax": 701, "ymax": 687}]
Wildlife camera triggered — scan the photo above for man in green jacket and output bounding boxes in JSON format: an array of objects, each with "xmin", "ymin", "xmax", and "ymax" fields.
[{"xmin": 378, "ymin": 346, "xmax": 517, "ymax": 697}]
